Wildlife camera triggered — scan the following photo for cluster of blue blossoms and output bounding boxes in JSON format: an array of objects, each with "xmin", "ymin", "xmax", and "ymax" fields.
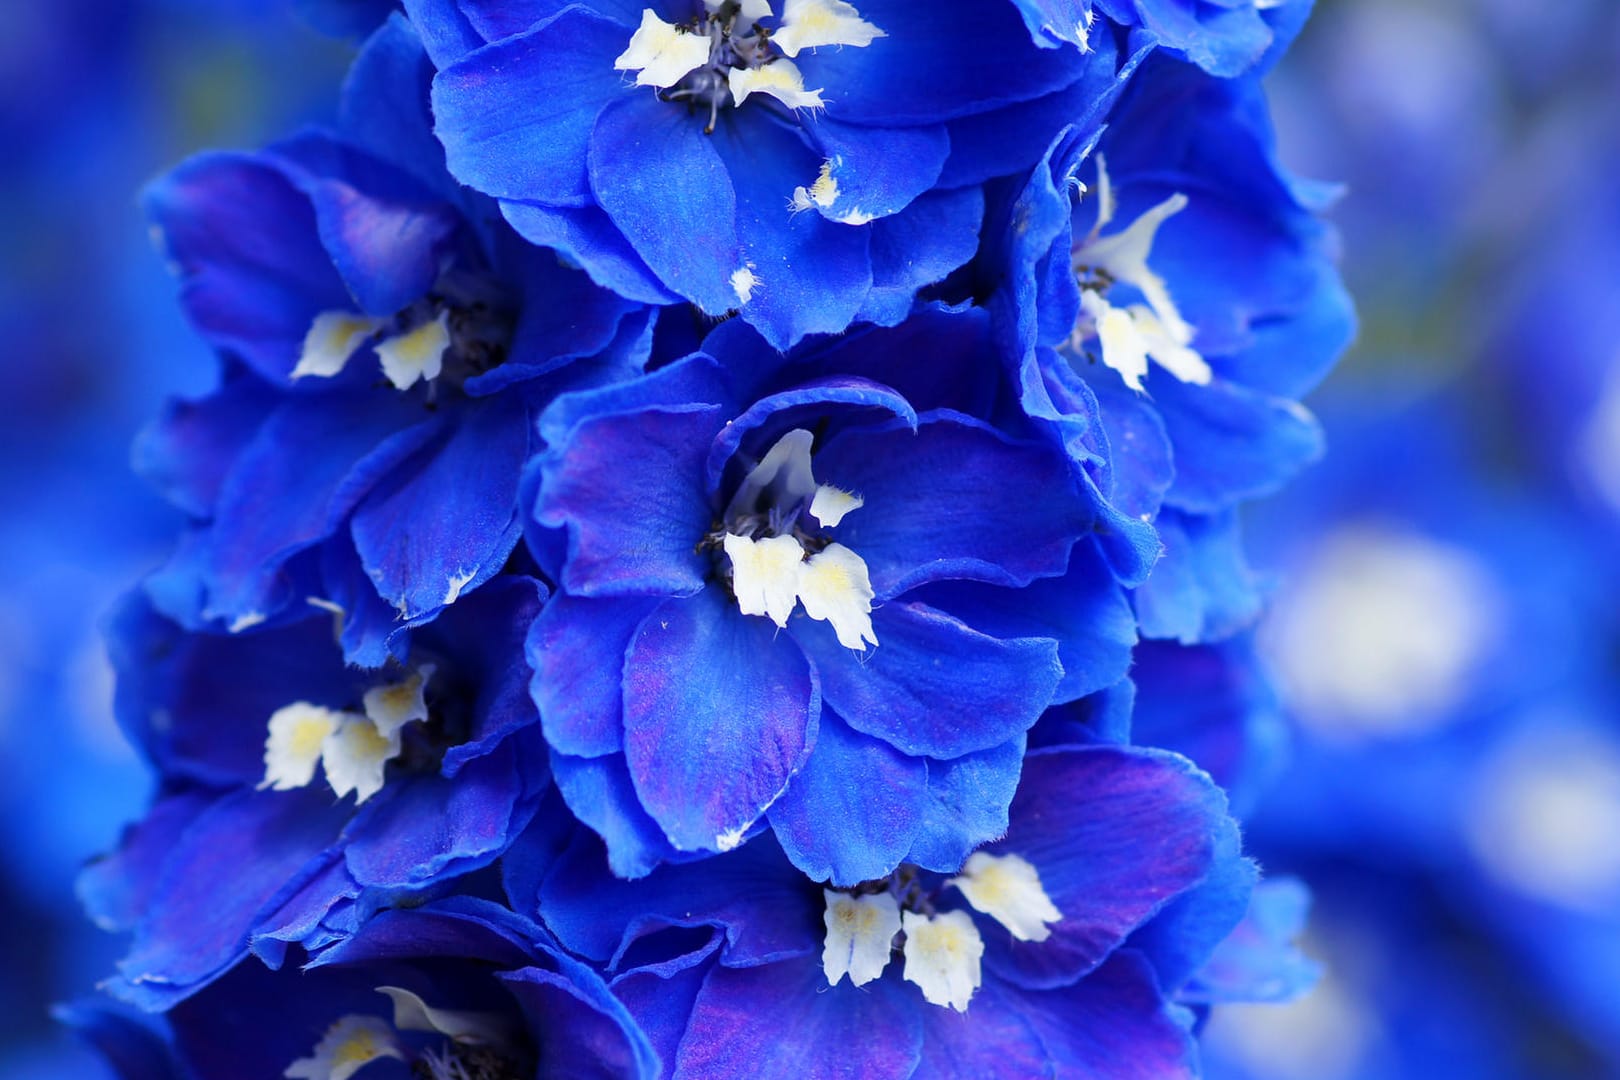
[{"xmin": 73, "ymin": 1, "xmax": 1351, "ymax": 1076}]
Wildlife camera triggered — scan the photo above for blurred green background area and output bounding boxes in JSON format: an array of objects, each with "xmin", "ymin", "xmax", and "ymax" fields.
[{"xmin": 2, "ymin": 2, "xmax": 1619, "ymax": 1078}]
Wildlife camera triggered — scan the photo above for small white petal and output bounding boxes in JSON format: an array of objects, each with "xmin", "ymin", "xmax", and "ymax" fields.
[
  {"xmin": 724, "ymin": 533, "xmax": 805, "ymax": 628},
  {"xmin": 1080, "ymin": 291, "xmax": 1150, "ymax": 392},
  {"xmin": 948, "ymin": 852, "xmax": 1063, "ymax": 942},
  {"xmin": 822, "ymin": 890, "xmax": 901, "ymax": 987},
  {"xmin": 375, "ymin": 311, "xmax": 450, "ymax": 390},
  {"xmin": 261, "ymin": 703, "xmax": 343, "ymax": 792},
  {"xmin": 1132, "ymin": 305, "xmax": 1212, "ymax": 386},
  {"xmin": 731, "ymin": 264, "xmax": 761, "ymax": 305},
  {"xmin": 901, "ymin": 909, "xmax": 983, "ymax": 1012},
  {"xmin": 614, "ymin": 9, "xmax": 710, "ymax": 88},
  {"xmin": 808, "ymin": 484, "xmax": 862, "ymax": 527},
  {"xmin": 284, "ymin": 1015, "xmax": 404, "ymax": 1080},
  {"xmin": 294, "ymin": 312, "xmax": 378, "ymax": 380},
  {"xmin": 376, "ymin": 987, "xmax": 514, "ymax": 1047},
  {"xmin": 797, "ymin": 542, "xmax": 876, "ymax": 650},
  {"xmin": 773, "ymin": 0, "xmax": 886, "ymax": 57},
  {"xmin": 727, "ymin": 428, "xmax": 819, "ymax": 518},
  {"xmin": 1078, "ymin": 190, "xmax": 1193, "ymax": 345},
  {"xmin": 362, "ymin": 665, "xmax": 435, "ymax": 740},
  {"xmin": 728, "ymin": 60, "xmax": 824, "ymax": 110},
  {"xmin": 322, "ymin": 716, "xmax": 401, "ymax": 804}
]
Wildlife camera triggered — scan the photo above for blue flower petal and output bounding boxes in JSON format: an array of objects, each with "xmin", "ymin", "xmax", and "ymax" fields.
[
  {"xmin": 767, "ymin": 710, "xmax": 926, "ymax": 886},
  {"xmin": 623, "ymin": 590, "xmax": 819, "ymax": 852},
  {"xmin": 1133, "ymin": 508, "xmax": 1267, "ymax": 644},
  {"xmin": 797, "ymin": 0, "xmax": 1085, "ymax": 124},
  {"xmin": 801, "ymin": 116, "xmax": 950, "ymax": 222},
  {"xmin": 978, "ymin": 747, "xmax": 1227, "ymax": 990},
  {"xmin": 145, "ymin": 153, "xmax": 351, "ymax": 382},
  {"xmin": 501, "ymin": 199, "xmax": 682, "ymax": 306},
  {"xmin": 590, "ymin": 93, "xmax": 745, "ymax": 317},
  {"xmin": 985, "ymin": 951, "xmax": 1198, "ymax": 1076},
  {"xmin": 813, "ymin": 412, "xmax": 1089, "ymax": 597},
  {"xmin": 913, "ymin": 539, "xmax": 1135, "ymax": 704},
  {"xmin": 538, "ymin": 401, "xmax": 723, "ymax": 598},
  {"xmin": 794, "ymin": 599, "xmax": 1060, "ymax": 760},
  {"xmin": 540, "ymin": 828, "xmax": 816, "ymax": 967},
  {"xmin": 529, "ymin": 594, "xmax": 658, "ymax": 758},
  {"xmin": 350, "ymin": 393, "xmax": 530, "ymax": 622},
  {"xmin": 905, "ymin": 736, "xmax": 1026, "ymax": 872},
  {"xmin": 673, "ymin": 955, "xmax": 922, "ymax": 1080},
  {"xmin": 114, "ymin": 787, "xmax": 347, "ymax": 1009},
  {"xmin": 552, "ymin": 752, "xmax": 684, "ymax": 880},
  {"xmin": 857, "ymin": 187, "xmax": 985, "ymax": 327},
  {"xmin": 433, "ymin": 5, "xmax": 626, "ymax": 205}
]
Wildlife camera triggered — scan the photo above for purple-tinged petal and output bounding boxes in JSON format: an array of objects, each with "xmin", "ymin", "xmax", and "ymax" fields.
[
  {"xmin": 672, "ymin": 955, "xmax": 922, "ymax": 1080},
  {"xmin": 145, "ymin": 152, "xmax": 352, "ymax": 383},
  {"xmin": 350, "ymin": 393, "xmax": 530, "ymax": 621},
  {"xmin": 538, "ymin": 403, "xmax": 724, "ymax": 598},
  {"xmin": 79, "ymin": 791, "xmax": 213, "ymax": 935},
  {"xmin": 705, "ymin": 376, "xmax": 918, "ymax": 496},
  {"xmin": 344, "ymin": 729, "xmax": 546, "ymax": 889},
  {"xmin": 989, "ymin": 951, "xmax": 1199, "ymax": 1078},
  {"xmin": 767, "ymin": 710, "xmax": 926, "ymax": 886},
  {"xmin": 529, "ymin": 594, "xmax": 658, "ymax": 758},
  {"xmin": 201, "ymin": 392, "xmax": 433, "ymax": 626},
  {"xmin": 433, "ymin": 6, "xmax": 626, "ymax": 205},
  {"xmin": 590, "ymin": 92, "xmax": 744, "ymax": 317},
  {"xmin": 623, "ymin": 590, "xmax": 818, "ymax": 852},
  {"xmin": 268, "ymin": 131, "xmax": 462, "ymax": 317},
  {"xmin": 541, "ymin": 829, "xmax": 817, "ymax": 967},
  {"xmin": 501, "ymin": 965, "xmax": 662, "ymax": 1080},
  {"xmin": 113, "ymin": 787, "xmax": 348, "ymax": 1009},
  {"xmin": 980, "ymin": 747, "xmax": 1227, "ymax": 990},
  {"xmin": 1126, "ymin": 814, "xmax": 1254, "ymax": 996},
  {"xmin": 916, "ymin": 975, "xmax": 1050, "ymax": 1079},
  {"xmin": 795, "ymin": 599, "xmax": 1060, "ymax": 760},
  {"xmin": 613, "ymin": 939, "xmax": 724, "ymax": 1075},
  {"xmin": 107, "ymin": 595, "xmax": 359, "ymax": 786},
  {"xmin": 134, "ymin": 371, "xmax": 278, "ymax": 519},
  {"xmin": 813, "ymin": 412, "xmax": 1089, "ymax": 597}
]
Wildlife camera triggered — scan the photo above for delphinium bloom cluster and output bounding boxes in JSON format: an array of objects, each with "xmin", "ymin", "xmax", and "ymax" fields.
[{"xmin": 71, "ymin": 1, "xmax": 1350, "ymax": 1076}]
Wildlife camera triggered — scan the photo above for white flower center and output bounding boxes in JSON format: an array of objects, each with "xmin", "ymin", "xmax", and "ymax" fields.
[
  {"xmin": 821, "ymin": 889, "xmax": 902, "ymax": 987},
  {"xmin": 900, "ymin": 909, "xmax": 983, "ymax": 1013},
  {"xmin": 948, "ymin": 851, "xmax": 1063, "ymax": 942},
  {"xmin": 718, "ymin": 428, "xmax": 876, "ymax": 650},
  {"xmin": 257, "ymin": 668, "xmax": 436, "ymax": 805},
  {"xmin": 1069, "ymin": 155, "xmax": 1210, "ymax": 391},
  {"xmin": 819, "ymin": 852, "xmax": 1061, "ymax": 1011},
  {"xmin": 613, "ymin": 1, "xmax": 884, "ymax": 132}
]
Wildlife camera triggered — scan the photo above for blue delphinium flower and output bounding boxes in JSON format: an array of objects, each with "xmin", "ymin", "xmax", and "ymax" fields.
[
  {"xmin": 524, "ymin": 303, "xmax": 1147, "ymax": 882},
  {"xmin": 68, "ymin": 897, "xmax": 661, "ymax": 1079},
  {"xmin": 509, "ymin": 743, "xmax": 1250, "ymax": 1078},
  {"xmin": 140, "ymin": 16, "xmax": 651, "ymax": 665},
  {"xmin": 414, "ymin": 0, "xmax": 1149, "ymax": 348},
  {"xmin": 983, "ymin": 43, "xmax": 1352, "ymax": 645},
  {"xmin": 83, "ymin": 576, "xmax": 550, "ymax": 1010}
]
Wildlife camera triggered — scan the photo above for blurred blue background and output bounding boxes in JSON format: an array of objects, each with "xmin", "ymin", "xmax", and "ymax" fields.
[
  {"xmin": 0, "ymin": 3, "xmax": 348, "ymax": 1074},
  {"xmin": 0, "ymin": 1, "xmax": 1616, "ymax": 1077}
]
